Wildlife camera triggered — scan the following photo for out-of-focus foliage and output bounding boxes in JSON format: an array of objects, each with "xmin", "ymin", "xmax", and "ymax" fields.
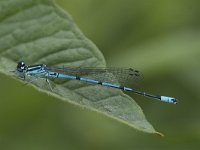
[{"xmin": 0, "ymin": 0, "xmax": 200, "ymax": 149}]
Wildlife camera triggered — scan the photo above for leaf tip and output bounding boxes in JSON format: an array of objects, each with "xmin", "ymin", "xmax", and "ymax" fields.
[{"xmin": 155, "ymin": 131, "xmax": 164, "ymax": 137}]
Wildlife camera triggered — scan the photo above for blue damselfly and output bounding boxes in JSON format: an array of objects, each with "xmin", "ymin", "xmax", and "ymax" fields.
[{"xmin": 15, "ymin": 61, "xmax": 177, "ymax": 104}]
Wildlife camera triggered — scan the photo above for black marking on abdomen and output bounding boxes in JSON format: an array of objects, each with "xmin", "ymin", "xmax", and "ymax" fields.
[
  {"xmin": 56, "ymin": 73, "xmax": 59, "ymax": 78},
  {"xmin": 76, "ymin": 76, "xmax": 80, "ymax": 80},
  {"xmin": 120, "ymin": 86, "xmax": 125, "ymax": 90},
  {"xmin": 98, "ymin": 81, "xmax": 102, "ymax": 85}
]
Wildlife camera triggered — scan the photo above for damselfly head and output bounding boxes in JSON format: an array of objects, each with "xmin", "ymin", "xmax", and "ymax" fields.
[{"xmin": 16, "ymin": 61, "xmax": 26, "ymax": 72}]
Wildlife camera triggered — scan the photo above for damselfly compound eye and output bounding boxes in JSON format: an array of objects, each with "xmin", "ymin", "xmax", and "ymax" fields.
[{"xmin": 17, "ymin": 61, "xmax": 26, "ymax": 72}]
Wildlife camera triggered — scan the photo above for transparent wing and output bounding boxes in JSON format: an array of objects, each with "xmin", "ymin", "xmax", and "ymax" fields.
[{"xmin": 48, "ymin": 66, "xmax": 143, "ymax": 86}]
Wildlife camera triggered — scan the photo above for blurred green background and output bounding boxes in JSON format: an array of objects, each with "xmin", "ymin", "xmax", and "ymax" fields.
[{"xmin": 0, "ymin": 0, "xmax": 200, "ymax": 149}]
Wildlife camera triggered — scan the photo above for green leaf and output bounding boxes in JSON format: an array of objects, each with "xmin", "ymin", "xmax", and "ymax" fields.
[{"xmin": 0, "ymin": 0, "xmax": 160, "ymax": 135}]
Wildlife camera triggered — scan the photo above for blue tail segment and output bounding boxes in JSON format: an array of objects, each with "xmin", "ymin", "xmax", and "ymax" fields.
[
  {"xmin": 15, "ymin": 61, "xmax": 177, "ymax": 104},
  {"xmin": 160, "ymin": 96, "xmax": 177, "ymax": 104}
]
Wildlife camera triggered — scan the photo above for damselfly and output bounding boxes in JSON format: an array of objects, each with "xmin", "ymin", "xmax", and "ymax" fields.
[{"xmin": 15, "ymin": 61, "xmax": 177, "ymax": 104}]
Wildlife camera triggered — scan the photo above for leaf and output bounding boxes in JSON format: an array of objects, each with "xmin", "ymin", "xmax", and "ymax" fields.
[{"xmin": 0, "ymin": 0, "xmax": 160, "ymax": 135}]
